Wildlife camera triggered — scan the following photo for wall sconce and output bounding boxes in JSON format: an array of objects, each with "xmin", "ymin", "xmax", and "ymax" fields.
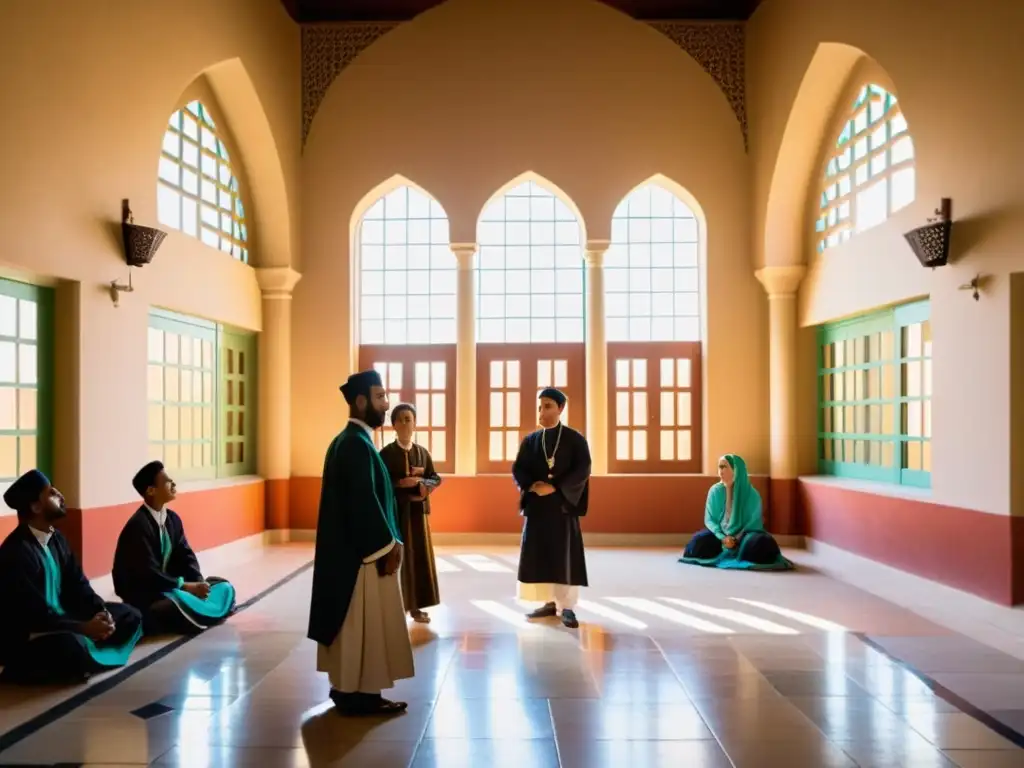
[
  {"xmin": 111, "ymin": 199, "xmax": 167, "ymax": 308},
  {"xmin": 904, "ymin": 198, "xmax": 953, "ymax": 269},
  {"xmin": 959, "ymin": 273, "xmax": 989, "ymax": 301}
]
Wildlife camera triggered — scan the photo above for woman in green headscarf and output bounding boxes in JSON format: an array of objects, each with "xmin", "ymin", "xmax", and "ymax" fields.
[{"xmin": 680, "ymin": 454, "xmax": 792, "ymax": 570}]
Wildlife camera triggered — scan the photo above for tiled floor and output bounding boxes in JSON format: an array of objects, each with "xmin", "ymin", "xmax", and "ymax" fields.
[{"xmin": 0, "ymin": 543, "xmax": 1022, "ymax": 767}]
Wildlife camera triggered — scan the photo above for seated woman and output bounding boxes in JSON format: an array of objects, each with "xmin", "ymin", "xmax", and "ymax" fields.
[
  {"xmin": 112, "ymin": 461, "xmax": 236, "ymax": 635},
  {"xmin": 680, "ymin": 454, "xmax": 793, "ymax": 571},
  {"xmin": 0, "ymin": 470, "xmax": 143, "ymax": 684},
  {"xmin": 378, "ymin": 403, "xmax": 441, "ymax": 623}
]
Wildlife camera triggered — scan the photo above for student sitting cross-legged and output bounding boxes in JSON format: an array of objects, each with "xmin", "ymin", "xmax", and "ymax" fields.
[
  {"xmin": 112, "ymin": 461, "xmax": 236, "ymax": 635},
  {"xmin": 0, "ymin": 470, "xmax": 143, "ymax": 684}
]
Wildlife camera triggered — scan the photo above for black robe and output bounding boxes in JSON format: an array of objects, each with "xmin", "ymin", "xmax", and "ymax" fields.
[
  {"xmin": 307, "ymin": 422, "xmax": 403, "ymax": 648},
  {"xmin": 378, "ymin": 440, "xmax": 441, "ymax": 612},
  {"xmin": 111, "ymin": 506, "xmax": 233, "ymax": 635},
  {"xmin": 513, "ymin": 423, "xmax": 591, "ymax": 587},
  {"xmin": 0, "ymin": 524, "xmax": 142, "ymax": 684}
]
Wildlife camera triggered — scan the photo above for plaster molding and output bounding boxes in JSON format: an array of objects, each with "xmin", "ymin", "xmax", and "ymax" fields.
[
  {"xmin": 450, "ymin": 242, "xmax": 478, "ymax": 269},
  {"xmin": 301, "ymin": 21, "xmax": 746, "ymax": 148},
  {"xmin": 585, "ymin": 239, "xmax": 611, "ymax": 266},
  {"xmin": 255, "ymin": 266, "xmax": 303, "ymax": 298},
  {"xmin": 755, "ymin": 265, "xmax": 807, "ymax": 298}
]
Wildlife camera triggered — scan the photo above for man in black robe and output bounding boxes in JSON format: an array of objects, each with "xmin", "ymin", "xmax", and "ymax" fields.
[
  {"xmin": 308, "ymin": 370, "xmax": 415, "ymax": 716},
  {"xmin": 513, "ymin": 387, "xmax": 592, "ymax": 629},
  {"xmin": 111, "ymin": 461, "xmax": 236, "ymax": 635},
  {"xmin": 0, "ymin": 469, "xmax": 143, "ymax": 684}
]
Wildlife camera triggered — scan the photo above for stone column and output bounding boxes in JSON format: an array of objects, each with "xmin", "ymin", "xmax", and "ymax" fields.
[
  {"xmin": 254, "ymin": 267, "xmax": 302, "ymax": 531},
  {"xmin": 452, "ymin": 243, "xmax": 477, "ymax": 475},
  {"xmin": 585, "ymin": 240, "xmax": 611, "ymax": 475},
  {"xmin": 755, "ymin": 264, "xmax": 806, "ymax": 534}
]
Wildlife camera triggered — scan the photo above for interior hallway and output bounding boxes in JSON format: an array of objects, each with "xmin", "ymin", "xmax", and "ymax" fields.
[{"xmin": 0, "ymin": 544, "xmax": 1022, "ymax": 767}]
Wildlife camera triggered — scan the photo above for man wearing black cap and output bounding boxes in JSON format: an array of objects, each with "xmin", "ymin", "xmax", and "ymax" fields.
[
  {"xmin": 0, "ymin": 469, "xmax": 143, "ymax": 684},
  {"xmin": 111, "ymin": 461, "xmax": 236, "ymax": 635},
  {"xmin": 513, "ymin": 387, "xmax": 592, "ymax": 629},
  {"xmin": 308, "ymin": 369, "xmax": 415, "ymax": 716}
]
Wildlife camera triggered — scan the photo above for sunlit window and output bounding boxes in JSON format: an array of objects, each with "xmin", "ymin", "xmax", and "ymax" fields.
[
  {"xmin": 476, "ymin": 181, "xmax": 584, "ymax": 343},
  {"xmin": 157, "ymin": 101, "xmax": 249, "ymax": 261},
  {"xmin": 815, "ymin": 84, "xmax": 915, "ymax": 254},
  {"xmin": 358, "ymin": 185, "xmax": 455, "ymax": 345},
  {"xmin": 817, "ymin": 300, "xmax": 931, "ymax": 488},
  {"xmin": 606, "ymin": 184, "xmax": 701, "ymax": 342}
]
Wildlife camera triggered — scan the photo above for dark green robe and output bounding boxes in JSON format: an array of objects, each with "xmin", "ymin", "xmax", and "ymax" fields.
[{"xmin": 307, "ymin": 421, "xmax": 403, "ymax": 648}]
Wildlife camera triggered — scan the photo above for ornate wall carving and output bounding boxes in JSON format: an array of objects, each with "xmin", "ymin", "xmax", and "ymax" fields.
[
  {"xmin": 647, "ymin": 21, "xmax": 746, "ymax": 148},
  {"xmin": 301, "ymin": 20, "xmax": 747, "ymax": 149}
]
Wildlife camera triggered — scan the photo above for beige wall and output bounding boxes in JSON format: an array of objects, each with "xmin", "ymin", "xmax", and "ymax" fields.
[
  {"xmin": 296, "ymin": 0, "xmax": 767, "ymax": 477},
  {"xmin": 0, "ymin": 0, "xmax": 300, "ymax": 508},
  {"xmin": 748, "ymin": 0, "xmax": 1024, "ymax": 516}
]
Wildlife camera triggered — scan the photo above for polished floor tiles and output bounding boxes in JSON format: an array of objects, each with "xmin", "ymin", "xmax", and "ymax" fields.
[{"xmin": 0, "ymin": 544, "xmax": 1022, "ymax": 766}]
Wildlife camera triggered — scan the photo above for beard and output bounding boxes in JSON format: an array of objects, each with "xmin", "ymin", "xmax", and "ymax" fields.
[
  {"xmin": 44, "ymin": 501, "xmax": 67, "ymax": 521},
  {"xmin": 362, "ymin": 406, "xmax": 387, "ymax": 429}
]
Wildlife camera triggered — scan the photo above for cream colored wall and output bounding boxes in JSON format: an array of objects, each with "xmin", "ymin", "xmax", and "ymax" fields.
[
  {"xmin": 295, "ymin": 0, "xmax": 765, "ymax": 477},
  {"xmin": 748, "ymin": 0, "xmax": 1024, "ymax": 516},
  {"xmin": 0, "ymin": 0, "xmax": 300, "ymax": 509}
]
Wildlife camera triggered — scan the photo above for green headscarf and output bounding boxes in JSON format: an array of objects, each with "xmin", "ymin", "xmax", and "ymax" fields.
[{"xmin": 704, "ymin": 454, "xmax": 764, "ymax": 539}]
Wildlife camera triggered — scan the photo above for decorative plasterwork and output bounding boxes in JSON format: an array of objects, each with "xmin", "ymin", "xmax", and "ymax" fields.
[
  {"xmin": 646, "ymin": 21, "xmax": 746, "ymax": 148},
  {"xmin": 301, "ymin": 20, "xmax": 747, "ymax": 149},
  {"xmin": 301, "ymin": 23, "xmax": 399, "ymax": 146}
]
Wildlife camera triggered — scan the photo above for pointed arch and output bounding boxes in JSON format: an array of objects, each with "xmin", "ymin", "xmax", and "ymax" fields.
[
  {"xmin": 474, "ymin": 172, "xmax": 587, "ymax": 472},
  {"xmin": 158, "ymin": 99, "xmax": 250, "ymax": 261},
  {"xmin": 604, "ymin": 173, "xmax": 705, "ymax": 474},
  {"xmin": 814, "ymin": 82, "xmax": 915, "ymax": 254},
  {"xmin": 762, "ymin": 43, "xmax": 864, "ymax": 266},
  {"xmin": 352, "ymin": 174, "xmax": 456, "ymax": 469}
]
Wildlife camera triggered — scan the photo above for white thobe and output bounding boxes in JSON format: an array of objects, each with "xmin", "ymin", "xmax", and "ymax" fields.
[
  {"xmin": 518, "ymin": 582, "xmax": 579, "ymax": 611},
  {"xmin": 315, "ymin": 418, "xmax": 416, "ymax": 694}
]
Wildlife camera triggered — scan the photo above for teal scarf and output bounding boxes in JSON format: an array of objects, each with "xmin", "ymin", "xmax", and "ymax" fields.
[
  {"xmin": 38, "ymin": 540, "xmax": 141, "ymax": 667},
  {"xmin": 704, "ymin": 454, "xmax": 764, "ymax": 539}
]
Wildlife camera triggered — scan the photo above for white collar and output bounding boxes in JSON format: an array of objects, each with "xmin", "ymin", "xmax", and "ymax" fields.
[
  {"xmin": 28, "ymin": 525, "xmax": 53, "ymax": 549},
  {"xmin": 396, "ymin": 439, "xmax": 414, "ymax": 451},
  {"xmin": 348, "ymin": 417, "xmax": 373, "ymax": 437},
  {"xmin": 145, "ymin": 502, "xmax": 167, "ymax": 528}
]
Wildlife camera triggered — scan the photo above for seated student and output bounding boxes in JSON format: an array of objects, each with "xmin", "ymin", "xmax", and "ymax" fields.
[
  {"xmin": 0, "ymin": 470, "xmax": 143, "ymax": 684},
  {"xmin": 679, "ymin": 454, "xmax": 793, "ymax": 571},
  {"xmin": 112, "ymin": 461, "xmax": 236, "ymax": 635}
]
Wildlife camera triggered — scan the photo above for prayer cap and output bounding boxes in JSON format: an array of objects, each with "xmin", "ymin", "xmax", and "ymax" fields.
[
  {"xmin": 539, "ymin": 387, "xmax": 567, "ymax": 408},
  {"xmin": 4, "ymin": 469, "xmax": 50, "ymax": 512},
  {"xmin": 340, "ymin": 369, "xmax": 383, "ymax": 405},
  {"xmin": 390, "ymin": 402, "xmax": 416, "ymax": 426},
  {"xmin": 132, "ymin": 460, "xmax": 164, "ymax": 497}
]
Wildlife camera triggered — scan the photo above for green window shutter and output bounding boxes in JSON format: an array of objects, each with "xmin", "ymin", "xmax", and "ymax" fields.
[
  {"xmin": 218, "ymin": 329, "xmax": 256, "ymax": 477},
  {"xmin": 817, "ymin": 300, "xmax": 931, "ymax": 488},
  {"xmin": 0, "ymin": 279, "xmax": 55, "ymax": 491},
  {"xmin": 147, "ymin": 309, "xmax": 218, "ymax": 481}
]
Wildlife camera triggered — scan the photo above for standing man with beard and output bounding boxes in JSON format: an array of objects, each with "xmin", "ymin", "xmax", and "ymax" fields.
[
  {"xmin": 0, "ymin": 469, "xmax": 143, "ymax": 684},
  {"xmin": 308, "ymin": 370, "xmax": 415, "ymax": 716}
]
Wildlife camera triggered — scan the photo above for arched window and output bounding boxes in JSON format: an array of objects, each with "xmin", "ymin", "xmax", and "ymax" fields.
[
  {"xmin": 355, "ymin": 184, "xmax": 455, "ymax": 470},
  {"xmin": 158, "ymin": 101, "xmax": 249, "ymax": 261},
  {"xmin": 475, "ymin": 179, "xmax": 586, "ymax": 472},
  {"xmin": 604, "ymin": 182, "xmax": 702, "ymax": 474},
  {"xmin": 816, "ymin": 84, "xmax": 915, "ymax": 254}
]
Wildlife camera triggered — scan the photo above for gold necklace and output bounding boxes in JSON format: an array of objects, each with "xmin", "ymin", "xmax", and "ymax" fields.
[{"xmin": 542, "ymin": 422, "xmax": 563, "ymax": 479}]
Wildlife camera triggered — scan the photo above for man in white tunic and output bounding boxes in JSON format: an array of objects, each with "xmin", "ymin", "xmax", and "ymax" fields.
[{"xmin": 308, "ymin": 370, "xmax": 415, "ymax": 716}]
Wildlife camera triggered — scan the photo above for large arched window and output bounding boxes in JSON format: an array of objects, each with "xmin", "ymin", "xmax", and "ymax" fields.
[
  {"xmin": 815, "ymin": 84, "xmax": 915, "ymax": 254},
  {"xmin": 475, "ymin": 179, "xmax": 586, "ymax": 472},
  {"xmin": 157, "ymin": 100, "xmax": 249, "ymax": 262},
  {"xmin": 355, "ymin": 184, "xmax": 455, "ymax": 470},
  {"xmin": 604, "ymin": 182, "xmax": 703, "ymax": 474}
]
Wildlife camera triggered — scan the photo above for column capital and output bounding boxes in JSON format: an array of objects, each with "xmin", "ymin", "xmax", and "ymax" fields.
[
  {"xmin": 255, "ymin": 266, "xmax": 302, "ymax": 299},
  {"xmin": 450, "ymin": 242, "xmax": 477, "ymax": 269},
  {"xmin": 585, "ymin": 239, "xmax": 611, "ymax": 265},
  {"xmin": 755, "ymin": 264, "xmax": 806, "ymax": 298}
]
